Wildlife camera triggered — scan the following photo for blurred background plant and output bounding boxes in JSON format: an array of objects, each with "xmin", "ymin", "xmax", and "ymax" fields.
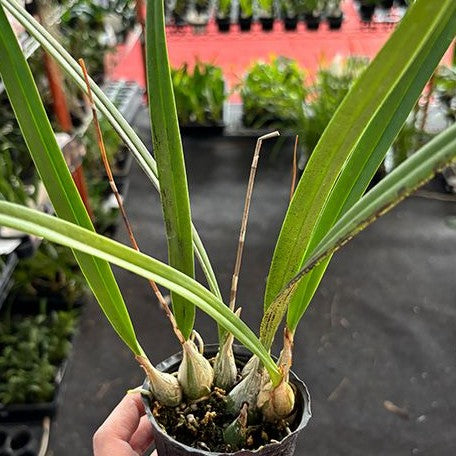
[
  {"xmin": 302, "ymin": 56, "xmax": 369, "ymax": 156},
  {"xmin": 241, "ymin": 56, "xmax": 307, "ymax": 131},
  {"xmin": 7, "ymin": 241, "xmax": 88, "ymax": 311},
  {"xmin": 171, "ymin": 62, "xmax": 226, "ymax": 126},
  {"xmin": 0, "ymin": 310, "xmax": 79, "ymax": 405}
]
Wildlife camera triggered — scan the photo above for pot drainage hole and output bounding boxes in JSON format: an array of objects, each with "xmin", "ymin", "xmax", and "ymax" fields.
[
  {"xmin": 10, "ymin": 431, "xmax": 31, "ymax": 450},
  {"xmin": 17, "ymin": 451, "xmax": 36, "ymax": 456}
]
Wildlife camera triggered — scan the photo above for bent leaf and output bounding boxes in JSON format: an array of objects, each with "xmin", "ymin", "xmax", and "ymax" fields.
[
  {"xmin": 271, "ymin": 123, "xmax": 456, "ymax": 322},
  {"xmin": 0, "ymin": 201, "xmax": 282, "ymax": 386}
]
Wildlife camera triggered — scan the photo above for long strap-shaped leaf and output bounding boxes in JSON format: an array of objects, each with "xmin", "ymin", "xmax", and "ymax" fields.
[
  {"xmin": 146, "ymin": 0, "xmax": 195, "ymax": 340},
  {"xmin": 265, "ymin": 0, "xmax": 456, "ymax": 328},
  {"xmin": 0, "ymin": 5, "xmax": 142, "ymax": 356},
  {"xmin": 266, "ymin": 123, "xmax": 456, "ymax": 323},
  {"xmin": 0, "ymin": 201, "xmax": 282, "ymax": 386},
  {"xmin": 0, "ymin": 0, "xmax": 222, "ymax": 302}
]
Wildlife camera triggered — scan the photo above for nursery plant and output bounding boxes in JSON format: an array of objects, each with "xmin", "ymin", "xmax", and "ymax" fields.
[
  {"xmin": 0, "ymin": 310, "xmax": 78, "ymax": 405},
  {"xmin": 238, "ymin": 0, "xmax": 253, "ymax": 31},
  {"xmin": 0, "ymin": 0, "xmax": 455, "ymax": 453},
  {"xmin": 216, "ymin": 0, "xmax": 231, "ymax": 32},
  {"xmin": 171, "ymin": 62, "xmax": 226, "ymax": 127},
  {"xmin": 7, "ymin": 240, "xmax": 87, "ymax": 311},
  {"xmin": 241, "ymin": 56, "xmax": 307, "ymax": 132},
  {"xmin": 186, "ymin": 0, "xmax": 210, "ymax": 27},
  {"xmin": 258, "ymin": 0, "xmax": 275, "ymax": 30},
  {"xmin": 60, "ymin": 0, "xmax": 112, "ymax": 81},
  {"xmin": 324, "ymin": 0, "xmax": 343, "ymax": 29},
  {"xmin": 298, "ymin": 0, "xmax": 324, "ymax": 29},
  {"xmin": 172, "ymin": 0, "xmax": 188, "ymax": 25},
  {"xmin": 280, "ymin": 0, "xmax": 299, "ymax": 30},
  {"xmin": 216, "ymin": 0, "xmax": 231, "ymax": 18},
  {"xmin": 303, "ymin": 56, "xmax": 369, "ymax": 157}
]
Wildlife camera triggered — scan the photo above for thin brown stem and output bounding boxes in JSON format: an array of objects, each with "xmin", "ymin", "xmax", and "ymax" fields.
[
  {"xmin": 290, "ymin": 135, "xmax": 298, "ymax": 201},
  {"xmin": 419, "ymin": 73, "xmax": 435, "ymax": 132},
  {"xmin": 78, "ymin": 58, "xmax": 185, "ymax": 345},
  {"xmin": 229, "ymin": 131, "xmax": 280, "ymax": 311}
]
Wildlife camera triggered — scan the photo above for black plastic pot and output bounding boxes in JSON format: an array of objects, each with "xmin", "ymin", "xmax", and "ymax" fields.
[
  {"xmin": 142, "ymin": 345, "xmax": 311, "ymax": 456},
  {"xmin": 327, "ymin": 13, "xmax": 343, "ymax": 30},
  {"xmin": 381, "ymin": 0, "xmax": 394, "ymax": 8},
  {"xmin": 260, "ymin": 17, "xmax": 274, "ymax": 32},
  {"xmin": 216, "ymin": 17, "xmax": 231, "ymax": 33},
  {"xmin": 173, "ymin": 12, "xmax": 187, "ymax": 27},
  {"xmin": 180, "ymin": 122, "xmax": 225, "ymax": 137},
  {"xmin": 283, "ymin": 16, "xmax": 298, "ymax": 31},
  {"xmin": 359, "ymin": 4, "xmax": 375, "ymax": 22},
  {"xmin": 238, "ymin": 15, "xmax": 252, "ymax": 32},
  {"xmin": 304, "ymin": 13, "xmax": 321, "ymax": 30}
]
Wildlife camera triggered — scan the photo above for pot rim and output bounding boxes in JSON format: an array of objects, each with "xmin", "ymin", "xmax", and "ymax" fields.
[{"xmin": 141, "ymin": 344, "xmax": 311, "ymax": 456}]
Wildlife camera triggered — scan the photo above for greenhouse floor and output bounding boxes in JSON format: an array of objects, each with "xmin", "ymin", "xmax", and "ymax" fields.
[{"xmin": 48, "ymin": 109, "xmax": 456, "ymax": 455}]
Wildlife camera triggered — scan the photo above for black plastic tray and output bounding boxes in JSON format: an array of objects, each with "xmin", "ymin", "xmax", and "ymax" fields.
[
  {"xmin": 0, "ymin": 361, "xmax": 67, "ymax": 423},
  {"xmin": 0, "ymin": 421, "xmax": 44, "ymax": 456}
]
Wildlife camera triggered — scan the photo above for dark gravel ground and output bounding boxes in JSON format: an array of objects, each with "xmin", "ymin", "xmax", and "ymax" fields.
[{"xmin": 48, "ymin": 113, "xmax": 456, "ymax": 455}]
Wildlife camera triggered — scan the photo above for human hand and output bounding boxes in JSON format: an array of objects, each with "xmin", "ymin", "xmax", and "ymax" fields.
[{"xmin": 93, "ymin": 393, "xmax": 156, "ymax": 455}]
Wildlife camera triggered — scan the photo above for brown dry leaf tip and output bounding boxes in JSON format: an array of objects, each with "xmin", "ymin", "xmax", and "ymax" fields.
[
  {"xmin": 383, "ymin": 400, "xmax": 409, "ymax": 420},
  {"xmin": 135, "ymin": 355, "xmax": 182, "ymax": 407},
  {"xmin": 78, "ymin": 60, "xmax": 186, "ymax": 346},
  {"xmin": 229, "ymin": 131, "xmax": 280, "ymax": 311}
]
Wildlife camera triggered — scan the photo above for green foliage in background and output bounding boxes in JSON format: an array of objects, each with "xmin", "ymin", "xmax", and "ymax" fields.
[
  {"xmin": 303, "ymin": 56, "xmax": 369, "ymax": 155},
  {"xmin": 8, "ymin": 241, "xmax": 88, "ymax": 309},
  {"xmin": 0, "ymin": 310, "xmax": 78, "ymax": 404},
  {"xmin": 241, "ymin": 56, "xmax": 307, "ymax": 130},
  {"xmin": 172, "ymin": 62, "xmax": 226, "ymax": 126}
]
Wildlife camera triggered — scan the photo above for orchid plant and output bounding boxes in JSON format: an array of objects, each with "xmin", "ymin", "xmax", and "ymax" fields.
[{"xmin": 0, "ymin": 0, "xmax": 455, "ymax": 450}]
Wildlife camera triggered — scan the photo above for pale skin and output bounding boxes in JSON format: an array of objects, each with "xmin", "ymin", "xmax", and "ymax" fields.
[{"xmin": 93, "ymin": 394, "xmax": 157, "ymax": 456}]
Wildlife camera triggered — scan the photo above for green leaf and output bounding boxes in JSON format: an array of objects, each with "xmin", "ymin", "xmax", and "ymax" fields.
[
  {"xmin": 146, "ymin": 0, "xmax": 195, "ymax": 340},
  {"xmin": 274, "ymin": 123, "xmax": 456, "ymax": 309},
  {"xmin": 265, "ymin": 0, "xmax": 456, "ymax": 334},
  {"xmin": 0, "ymin": 0, "xmax": 222, "ymax": 303},
  {"xmin": 0, "ymin": 5, "xmax": 142, "ymax": 356},
  {"xmin": 0, "ymin": 201, "xmax": 282, "ymax": 386}
]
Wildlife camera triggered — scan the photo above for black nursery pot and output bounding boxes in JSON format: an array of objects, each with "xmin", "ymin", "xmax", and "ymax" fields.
[
  {"xmin": 381, "ymin": 0, "xmax": 394, "ymax": 8},
  {"xmin": 173, "ymin": 12, "xmax": 187, "ymax": 27},
  {"xmin": 283, "ymin": 16, "xmax": 298, "ymax": 31},
  {"xmin": 359, "ymin": 4, "xmax": 375, "ymax": 22},
  {"xmin": 260, "ymin": 17, "xmax": 274, "ymax": 32},
  {"xmin": 327, "ymin": 14, "xmax": 343, "ymax": 30},
  {"xmin": 142, "ymin": 345, "xmax": 311, "ymax": 456},
  {"xmin": 216, "ymin": 17, "xmax": 231, "ymax": 33},
  {"xmin": 304, "ymin": 13, "xmax": 321, "ymax": 30},
  {"xmin": 238, "ymin": 15, "xmax": 252, "ymax": 32}
]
